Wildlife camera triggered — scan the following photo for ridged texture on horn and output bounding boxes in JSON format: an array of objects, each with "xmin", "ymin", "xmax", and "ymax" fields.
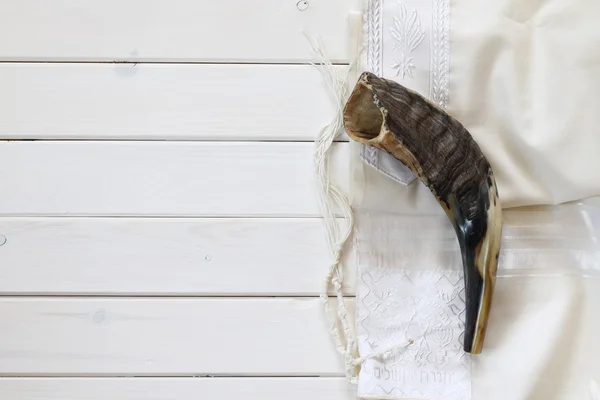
[{"xmin": 343, "ymin": 71, "xmax": 502, "ymax": 354}]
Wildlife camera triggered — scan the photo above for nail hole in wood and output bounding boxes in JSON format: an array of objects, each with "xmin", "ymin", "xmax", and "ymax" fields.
[{"xmin": 297, "ymin": 1, "xmax": 309, "ymax": 11}]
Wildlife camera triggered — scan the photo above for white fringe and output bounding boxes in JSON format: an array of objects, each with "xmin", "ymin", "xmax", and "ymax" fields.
[
  {"xmin": 305, "ymin": 32, "xmax": 359, "ymax": 383},
  {"xmin": 305, "ymin": 12, "xmax": 412, "ymax": 385}
]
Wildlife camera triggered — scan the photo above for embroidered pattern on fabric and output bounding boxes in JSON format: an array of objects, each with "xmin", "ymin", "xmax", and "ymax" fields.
[
  {"xmin": 361, "ymin": 145, "xmax": 379, "ymax": 166},
  {"xmin": 364, "ymin": 0, "xmax": 449, "ymax": 98},
  {"xmin": 430, "ymin": 0, "xmax": 450, "ymax": 109},
  {"xmin": 366, "ymin": 0, "xmax": 383, "ymax": 76},
  {"xmin": 357, "ymin": 268, "xmax": 471, "ymax": 399},
  {"xmin": 357, "ymin": 1, "xmax": 461, "ymax": 397},
  {"xmin": 390, "ymin": 2, "xmax": 425, "ymax": 78},
  {"xmin": 361, "ymin": 0, "xmax": 450, "ymax": 170}
]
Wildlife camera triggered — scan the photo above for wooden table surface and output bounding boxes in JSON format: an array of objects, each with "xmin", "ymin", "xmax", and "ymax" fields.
[{"xmin": 0, "ymin": 0, "xmax": 359, "ymax": 398}]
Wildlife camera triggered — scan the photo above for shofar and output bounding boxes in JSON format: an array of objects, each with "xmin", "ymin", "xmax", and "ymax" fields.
[{"xmin": 343, "ymin": 71, "xmax": 502, "ymax": 354}]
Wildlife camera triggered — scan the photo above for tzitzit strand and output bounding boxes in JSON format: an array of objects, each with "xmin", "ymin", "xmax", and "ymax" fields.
[
  {"xmin": 306, "ymin": 33, "xmax": 357, "ymax": 382},
  {"xmin": 306, "ymin": 27, "xmax": 414, "ymax": 384}
]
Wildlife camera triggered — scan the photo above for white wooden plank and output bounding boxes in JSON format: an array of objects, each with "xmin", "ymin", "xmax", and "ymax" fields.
[
  {"xmin": 0, "ymin": 298, "xmax": 354, "ymax": 375},
  {"xmin": 0, "ymin": 0, "xmax": 356, "ymax": 63},
  {"xmin": 2, "ymin": 64, "xmax": 348, "ymax": 140},
  {"xmin": 0, "ymin": 142, "xmax": 349, "ymax": 217},
  {"xmin": 0, "ymin": 377, "xmax": 354, "ymax": 400},
  {"xmin": 0, "ymin": 217, "xmax": 355, "ymax": 295}
]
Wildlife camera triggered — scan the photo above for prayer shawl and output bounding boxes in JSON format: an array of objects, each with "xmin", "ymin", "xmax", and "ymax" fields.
[{"xmin": 313, "ymin": 0, "xmax": 600, "ymax": 399}]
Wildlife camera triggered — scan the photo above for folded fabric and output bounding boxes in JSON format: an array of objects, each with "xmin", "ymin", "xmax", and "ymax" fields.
[
  {"xmin": 354, "ymin": 201, "xmax": 600, "ymax": 399},
  {"xmin": 362, "ymin": 0, "xmax": 600, "ymax": 209},
  {"xmin": 348, "ymin": 1, "xmax": 600, "ymax": 398}
]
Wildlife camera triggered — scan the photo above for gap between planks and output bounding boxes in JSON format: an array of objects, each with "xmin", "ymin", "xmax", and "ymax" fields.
[
  {"xmin": 0, "ymin": 373, "xmax": 346, "ymax": 378},
  {"xmin": 0, "ymin": 295, "xmax": 356, "ymax": 299},
  {"xmin": 1, "ymin": 139, "xmax": 349, "ymax": 143},
  {"xmin": 0, "ymin": 60, "xmax": 350, "ymax": 66},
  {"xmin": 0, "ymin": 377, "xmax": 355, "ymax": 400}
]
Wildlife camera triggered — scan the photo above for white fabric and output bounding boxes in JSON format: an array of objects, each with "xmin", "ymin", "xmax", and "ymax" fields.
[
  {"xmin": 357, "ymin": 2, "xmax": 465, "ymax": 396},
  {"xmin": 356, "ymin": 213, "xmax": 471, "ymax": 400},
  {"xmin": 361, "ymin": 0, "xmax": 447, "ymax": 191},
  {"xmin": 357, "ymin": 269, "xmax": 471, "ymax": 399},
  {"xmin": 449, "ymin": 0, "xmax": 600, "ymax": 208},
  {"xmin": 351, "ymin": 0, "xmax": 600, "ymax": 399},
  {"xmin": 353, "ymin": 0, "xmax": 471, "ymax": 400},
  {"xmin": 361, "ymin": 144, "xmax": 416, "ymax": 186},
  {"xmin": 364, "ymin": 0, "xmax": 600, "ymax": 209},
  {"xmin": 354, "ymin": 198, "xmax": 600, "ymax": 399}
]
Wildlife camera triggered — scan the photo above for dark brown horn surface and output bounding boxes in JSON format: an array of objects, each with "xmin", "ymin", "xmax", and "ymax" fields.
[{"xmin": 343, "ymin": 71, "xmax": 502, "ymax": 354}]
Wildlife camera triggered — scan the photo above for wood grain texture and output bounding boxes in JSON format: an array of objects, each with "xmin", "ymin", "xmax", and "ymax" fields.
[
  {"xmin": 0, "ymin": 298, "xmax": 354, "ymax": 375},
  {"xmin": 1, "ymin": 64, "xmax": 348, "ymax": 140},
  {"xmin": 0, "ymin": 0, "xmax": 355, "ymax": 63},
  {"xmin": 0, "ymin": 0, "xmax": 362, "ymax": 385},
  {"xmin": 0, "ymin": 378, "xmax": 354, "ymax": 400},
  {"xmin": 0, "ymin": 141, "xmax": 349, "ymax": 217},
  {"xmin": 0, "ymin": 217, "xmax": 355, "ymax": 295}
]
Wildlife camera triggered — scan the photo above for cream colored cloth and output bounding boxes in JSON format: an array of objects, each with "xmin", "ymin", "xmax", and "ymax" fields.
[
  {"xmin": 363, "ymin": 0, "xmax": 600, "ymax": 209},
  {"xmin": 449, "ymin": 0, "xmax": 600, "ymax": 208},
  {"xmin": 351, "ymin": 0, "xmax": 600, "ymax": 398},
  {"xmin": 353, "ymin": 156, "xmax": 600, "ymax": 398}
]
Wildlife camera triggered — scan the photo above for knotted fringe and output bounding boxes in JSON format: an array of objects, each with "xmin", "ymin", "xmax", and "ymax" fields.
[
  {"xmin": 305, "ymin": 31, "xmax": 358, "ymax": 383},
  {"xmin": 306, "ymin": 11, "xmax": 413, "ymax": 385}
]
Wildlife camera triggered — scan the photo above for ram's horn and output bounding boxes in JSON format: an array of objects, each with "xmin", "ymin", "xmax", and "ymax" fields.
[{"xmin": 343, "ymin": 71, "xmax": 502, "ymax": 354}]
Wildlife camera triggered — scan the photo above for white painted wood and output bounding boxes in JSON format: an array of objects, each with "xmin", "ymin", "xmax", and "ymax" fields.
[
  {"xmin": 0, "ymin": 298, "xmax": 355, "ymax": 375},
  {"xmin": 0, "ymin": 142, "xmax": 349, "ymax": 217},
  {"xmin": 0, "ymin": 217, "xmax": 355, "ymax": 295},
  {"xmin": 0, "ymin": 377, "xmax": 354, "ymax": 400},
  {"xmin": 0, "ymin": 0, "xmax": 356, "ymax": 63},
  {"xmin": 2, "ymin": 64, "xmax": 349, "ymax": 140}
]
